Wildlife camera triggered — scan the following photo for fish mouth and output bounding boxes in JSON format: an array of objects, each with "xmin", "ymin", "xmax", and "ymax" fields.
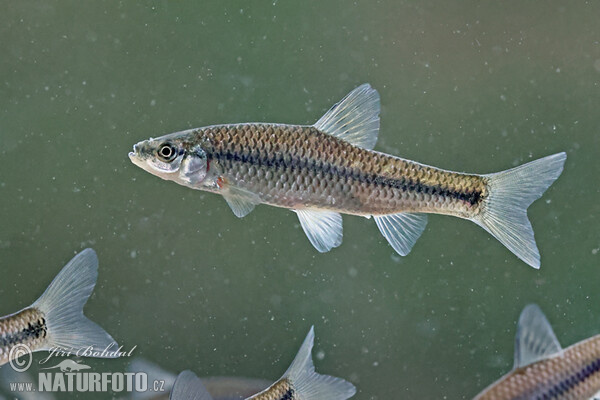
[{"xmin": 128, "ymin": 144, "xmax": 142, "ymax": 163}]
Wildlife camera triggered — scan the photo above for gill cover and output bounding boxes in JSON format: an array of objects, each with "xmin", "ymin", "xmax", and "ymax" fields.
[{"xmin": 180, "ymin": 146, "xmax": 208, "ymax": 185}]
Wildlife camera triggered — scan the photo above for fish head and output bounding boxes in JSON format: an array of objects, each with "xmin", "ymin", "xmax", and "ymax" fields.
[{"xmin": 129, "ymin": 130, "xmax": 209, "ymax": 187}]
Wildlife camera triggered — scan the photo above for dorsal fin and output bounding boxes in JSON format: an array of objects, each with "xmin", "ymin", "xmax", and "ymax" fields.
[
  {"xmin": 513, "ymin": 304, "xmax": 562, "ymax": 369},
  {"xmin": 314, "ymin": 84, "xmax": 380, "ymax": 150},
  {"xmin": 170, "ymin": 370, "xmax": 213, "ymax": 400}
]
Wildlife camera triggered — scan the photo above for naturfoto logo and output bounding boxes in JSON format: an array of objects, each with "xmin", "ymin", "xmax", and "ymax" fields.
[{"xmin": 7, "ymin": 343, "xmax": 165, "ymax": 395}]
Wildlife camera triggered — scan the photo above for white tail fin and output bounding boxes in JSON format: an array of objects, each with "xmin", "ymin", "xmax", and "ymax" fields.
[
  {"xmin": 472, "ymin": 152, "xmax": 566, "ymax": 269},
  {"xmin": 170, "ymin": 371, "xmax": 213, "ymax": 400},
  {"xmin": 32, "ymin": 248, "xmax": 118, "ymax": 356},
  {"xmin": 282, "ymin": 326, "xmax": 356, "ymax": 400}
]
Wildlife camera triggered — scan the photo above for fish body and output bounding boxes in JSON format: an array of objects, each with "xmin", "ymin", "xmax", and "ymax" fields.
[
  {"xmin": 202, "ymin": 377, "xmax": 272, "ymax": 400},
  {"xmin": 152, "ymin": 123, "xmax": 487, "ymax": 217},
  {"xmin": 137, "ymin": 378, "xmax": 271, "ymax": 400},
  {"xmin": 0, "ymin": 249, "xmax": 118, "ymax": 366},
  {"xmin": 129, "ymin": 84, "xmax": 566, "ymax": 268},
  {"xmin": 126, "ymin": 358, "xmax": 271, "ymax": 400},
  {"xmin": 475, "ymin": 304, "xmax": 600, "ymax": 399},
  {"xmin": 0, "ymin": 308, "xmax": 47, "ymax": 365},
  {"xmin": 169, "ymin": 327, "xmax": 355, "ymax": 400}
]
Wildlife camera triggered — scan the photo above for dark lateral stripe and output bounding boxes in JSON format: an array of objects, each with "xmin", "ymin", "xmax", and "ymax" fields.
[
  {"xmin": 213, "ymin": 149, "xmax": 482, "ymax": 206},
  {"xmin": 0, "ymin": 319, "xmax": 47, "ymax": 347},
  {"xmin": 280, "ymin": 387, "xmax": 295, "ymax": 400},
  {"xmin": 539, "ymin": 358, "xmax": 600, "ymax": 398}
]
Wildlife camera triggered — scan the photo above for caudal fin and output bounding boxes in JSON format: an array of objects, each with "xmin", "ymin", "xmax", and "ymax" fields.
[
  {"xmin": 472, "ymin": 152, "xmax": 566, "ymax": 269},
  {"xmin": 32, "ymin": 248, "xmax": 118, "ymax": 356},
  {"xmin": 282, "ymin": 326, "xmax": 356, "ymax": 400}
]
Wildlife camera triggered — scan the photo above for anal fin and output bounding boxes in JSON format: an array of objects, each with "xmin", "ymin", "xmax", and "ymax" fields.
[
  {"xmin": 374, "ymin": 213, "xmax": 427, "ymax": 256},
  {"xmin": 295, "ymin": 209, "xmax": 343, "ymax": 253}
]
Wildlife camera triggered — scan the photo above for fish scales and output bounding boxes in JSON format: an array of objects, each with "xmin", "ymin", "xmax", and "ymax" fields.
[
  {"xmin": 201, "ymin": 123, "xmax": 488, "ymax": 217},
  {"xmin": 0, "ymin": 249, "xmax": 117, "ymax": 367},
  {"xmin": 0, "ymin": 307, "xmax": 47, "ymax": 365},
  {"xmin": 246, "ymin": 378, "xmax": 295, "ymax": 400},
  {"xmin": 168, "ymin": 327, "xmax": 355, "ymax": 400},
  {"xmin": 130, "ymin": 84, "xmax": 566, "ymax": 266},
  {"xmin": 477, "ymin": 336, "xmax": 600, "ymax": 399}
]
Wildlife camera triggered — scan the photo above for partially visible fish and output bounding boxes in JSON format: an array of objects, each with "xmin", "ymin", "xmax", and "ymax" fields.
[
  {"xmin": 474, "ymin": 304, "xmax": 600, "ymax": 399},
  {"xmin": 126, "ymin": 358, "xmax": 271, "ymax": 400},
  {"xmin": 127, "ymin": 357, "xmax": 177, "ymax": 399},
  {"xmin": 201, "ymin": 377, "xmax": 272, "ymax": 400},
  {"xmin": 169, "ymin": 326, "xmax": 355, "ymax": 400},
  {"xmin": 0, "ymin": 249, "xmax": 118, "ymax": 366},
  {"xmin": 129, "ymin": 84, "xmax": 566, "ymax": 268}
]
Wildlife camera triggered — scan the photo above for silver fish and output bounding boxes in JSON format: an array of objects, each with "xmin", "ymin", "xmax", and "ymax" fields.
[
  {"xmin": 126, "ymin": 358, "xmax": 271, "ymax": 400},
  {"xmin": 0, "ymin": 249, "xmax": 118, "ymax": 366},
  {"xmin": 169, "ymin": 326, "xmax": 355, "ymax": 400},
  {"xmin": 129, "ymin": 84, "xmax": 565, "ymax": 268},
  {"xmin": 475, "ymin": 304, "xmax": 600, "ymax": 399}
]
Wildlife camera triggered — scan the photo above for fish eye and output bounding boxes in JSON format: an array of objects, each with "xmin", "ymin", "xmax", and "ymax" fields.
[{"xmin": 157, "ymin": 143, "xmax": 178, "ymax": 162}]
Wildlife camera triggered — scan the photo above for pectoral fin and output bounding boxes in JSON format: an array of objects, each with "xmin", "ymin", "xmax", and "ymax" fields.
[
  {"xmin": 222, "ymin": 186, "xmax": 262, "ymax": 218},
  {"xmin": 513, "ymin": 304, "xmax": 562, "ymax": 369},
  {"xmin": 295, "ymin": 209, "xmax": 343, "ymax": 252}
]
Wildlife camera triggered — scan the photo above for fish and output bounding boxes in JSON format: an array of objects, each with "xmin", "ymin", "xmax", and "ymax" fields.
[
  {"xmin": 474, "ymin": 304, "xmax": 600, "ymax": 399},
  {"xmin": 129, "ymin": 84, "xmax": 566, "ymax": 268},
  {"xmin": 169, "ymin": 326, "xmax": 356, "ymax": 400},
  {"xmin": 0, "ymin": 248, "xmax": 118, "ymax": 366},
  {"xmin": 126, "ymin": 357, "xmax": 272, "ymax": 400}
]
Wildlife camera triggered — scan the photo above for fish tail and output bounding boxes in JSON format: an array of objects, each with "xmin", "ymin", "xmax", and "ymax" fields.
[
  {"xmin": 472, "ymin": 152, "xmax": 566, "ymax": 269},
  {"xmin": 282, "ymin": 326, "xmax": 356, "ymax": 400},
  {"xmin": 32, "ymin": 248, "xmax": 118, "ymax": 356}
]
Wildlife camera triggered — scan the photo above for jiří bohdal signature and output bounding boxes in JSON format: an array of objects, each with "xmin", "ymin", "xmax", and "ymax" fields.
[{"xmin": 38, "ymin": 343, "xmax": 136, "ymax": 365}]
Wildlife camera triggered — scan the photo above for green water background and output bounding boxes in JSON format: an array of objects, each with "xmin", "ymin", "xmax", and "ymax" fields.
[{"xmin": 1, "ymin": 1, "xmax": 599, "ymax": 399}]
